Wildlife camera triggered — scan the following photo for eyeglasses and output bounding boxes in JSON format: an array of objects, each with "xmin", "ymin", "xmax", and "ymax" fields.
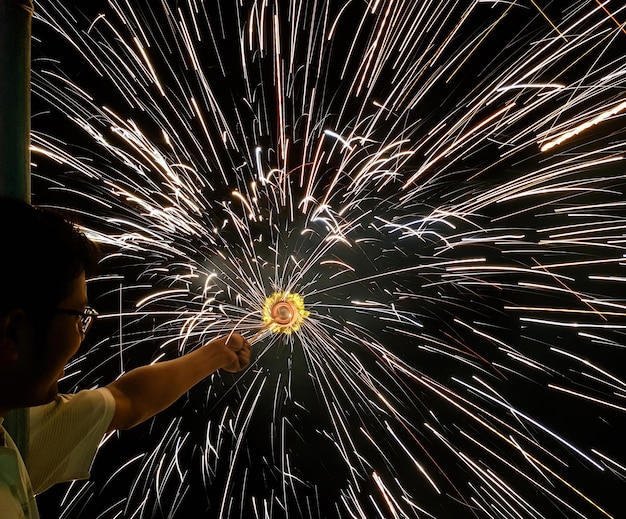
[{"xmin": 55, "ymin": 306, "xmax": 99, "ymax": 334}]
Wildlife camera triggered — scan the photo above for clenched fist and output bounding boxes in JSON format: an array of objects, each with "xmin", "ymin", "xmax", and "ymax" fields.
[{"xmin": 207, "ymin": 333, "xmax": 252, "ymax": 373}]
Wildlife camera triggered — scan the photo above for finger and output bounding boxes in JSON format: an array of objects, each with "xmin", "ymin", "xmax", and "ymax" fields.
[
  {"xmin": 232, "ymin": 335, "xmax": 252, "ymax": 353},
  {"xmin": 225, "ymin": 332, "xmax": 245, "ymax": 349},
  {"xmin": 239, "ymin": 349, "xmax": 251, "ymax": 365}
]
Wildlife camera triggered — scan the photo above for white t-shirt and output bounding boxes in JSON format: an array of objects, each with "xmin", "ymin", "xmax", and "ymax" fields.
[{"xmin": 0, "ymin": 388, "xmax": 116, "ymax": 519}]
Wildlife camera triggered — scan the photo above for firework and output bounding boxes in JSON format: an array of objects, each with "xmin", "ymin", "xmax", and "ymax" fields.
[
  {"xmin": 31, "ymin": 1, "xmax": 626, "ymax": 518},
  {"xmin": 262, "ymin": 292, "xmax": 309, "ymax": 335}
]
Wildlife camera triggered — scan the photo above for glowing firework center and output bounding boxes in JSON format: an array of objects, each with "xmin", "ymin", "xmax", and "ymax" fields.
[{"xmin": 262, "ymin": 292, "xmax": 309, "ymax": 334}]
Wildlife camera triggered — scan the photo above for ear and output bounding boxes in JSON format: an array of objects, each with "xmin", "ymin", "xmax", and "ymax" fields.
[{"xmin": 0, "ymin": 310, "xmax": 26, "ymax": 362}]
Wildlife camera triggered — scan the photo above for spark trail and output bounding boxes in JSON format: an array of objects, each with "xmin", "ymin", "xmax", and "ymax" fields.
[{"xmin": 31, "ymin": 1, "xmax": 626, "ymax": 518}]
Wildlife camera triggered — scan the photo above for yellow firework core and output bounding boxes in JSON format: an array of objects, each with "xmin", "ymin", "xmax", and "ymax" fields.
[{"xmin": 262, "ymin": 292, "xmax": 310, "ymax": 334}]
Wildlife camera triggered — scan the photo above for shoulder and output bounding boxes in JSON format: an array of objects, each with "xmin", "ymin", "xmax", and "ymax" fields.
[
  {"xmin": 26, "ymin": 389, "xmax": 117, "ymax": 494},
  {"xmin": 33, "ymin": 387, "xmax": 114, "ymax": 413},
  {"xmin": 30, "ymin": 388, "xmax": 116, "ymax": 435}
]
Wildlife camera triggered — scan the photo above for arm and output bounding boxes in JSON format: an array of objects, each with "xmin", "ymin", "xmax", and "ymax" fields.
[{"xmin": 105, "ymin": 333, "xmax": 251, "ymax": 432}]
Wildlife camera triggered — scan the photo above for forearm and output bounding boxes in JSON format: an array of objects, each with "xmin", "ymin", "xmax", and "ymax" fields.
[{"xmin": 105, "ymin": 344, "xmax": 227, "ymax": 431}]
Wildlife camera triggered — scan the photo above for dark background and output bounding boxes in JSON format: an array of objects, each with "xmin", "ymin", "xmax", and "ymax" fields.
[{"xmin": 29, "ymin": 1, "xmax": 626, "ymax": 518}]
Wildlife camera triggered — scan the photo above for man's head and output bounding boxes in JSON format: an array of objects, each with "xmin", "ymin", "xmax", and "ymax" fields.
[
  {"xmin": 0, "ymin": 198, "xmax": 100, "ymax": 412},
  {"xmin": 0, "ymin": 197, "xmax": 99, "ymax": 314}
]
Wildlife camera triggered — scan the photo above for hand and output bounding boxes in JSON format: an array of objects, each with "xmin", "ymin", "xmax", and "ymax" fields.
[{"xmin": 208, "ymin": 333, "xmax": 252, "ymax": 373}]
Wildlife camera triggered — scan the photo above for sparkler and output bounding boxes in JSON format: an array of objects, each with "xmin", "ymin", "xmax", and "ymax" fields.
[
  {"xmin": 30, "ymin": 1, "xmax": 626, "ymax": 518},
  {"xmin": 262, "ymin": 292, "xmax": 309, "ymax": 335}
]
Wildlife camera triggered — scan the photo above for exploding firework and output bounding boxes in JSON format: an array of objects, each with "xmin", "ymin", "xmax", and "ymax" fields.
[
  {"xmin": 262, "ymin": 292, "xmax": 309, "ymax": 335},
  {"xmin": 30, "ymin": 1, "xmax": 626, "ymax": 518}
]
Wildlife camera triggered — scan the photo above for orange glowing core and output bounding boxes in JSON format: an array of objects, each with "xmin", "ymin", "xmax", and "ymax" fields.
[{"xmin": 262, "ymin": 292, "xmax": 309, "ymax": 334}]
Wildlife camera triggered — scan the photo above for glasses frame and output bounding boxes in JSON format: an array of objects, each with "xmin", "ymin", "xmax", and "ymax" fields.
[{"xmin": 55, "ymin": 306, "xmax": 99, "ymax": 334}]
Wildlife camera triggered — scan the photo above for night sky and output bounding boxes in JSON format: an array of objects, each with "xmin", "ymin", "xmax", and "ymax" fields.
[{"xmin": 28, "ymin": 1, "xmax": 626, "ymax": 518}]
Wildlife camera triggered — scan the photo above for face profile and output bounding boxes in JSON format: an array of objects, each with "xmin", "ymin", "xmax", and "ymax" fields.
[{"xmin": 0, "ymin": 271, "xmax": 94, "ymax": 411}]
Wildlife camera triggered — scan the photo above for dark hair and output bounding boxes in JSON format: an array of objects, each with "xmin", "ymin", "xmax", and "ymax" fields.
[{"xmin": 0, "ymin": 197, "xmax": 100, "ymax": 314}]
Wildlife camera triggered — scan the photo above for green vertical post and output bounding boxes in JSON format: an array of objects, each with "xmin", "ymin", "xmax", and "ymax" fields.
[
  {"xmin": 0, "ymin": 0, "xmax": 34, "ymax": 466},
  {"xmin": 0, "ymin": 0, "xmax": 33, "ymax": 199}
]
